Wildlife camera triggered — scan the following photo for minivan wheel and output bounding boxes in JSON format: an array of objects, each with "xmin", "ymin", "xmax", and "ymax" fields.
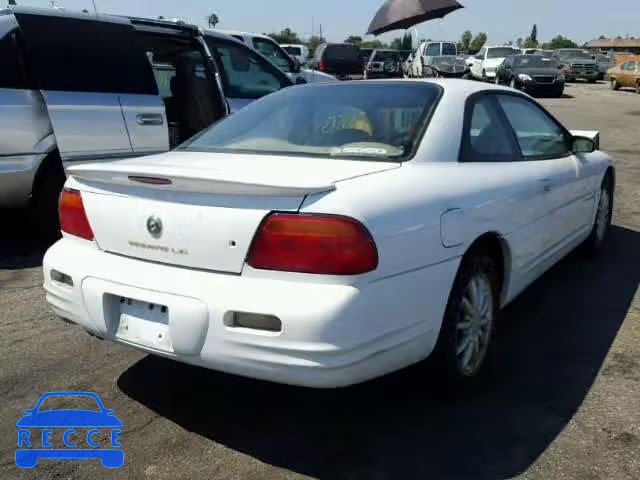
[
  {"xmin": 583, "ymin": 174, "xmax": 613, "ymax": 255},
  {"xmin": 430, "ymin": 253, "xmax": 499, "ymax": 389},
  {"xmin": 30, "ymin": 154, "xmax": 66, "ymax": 242}
]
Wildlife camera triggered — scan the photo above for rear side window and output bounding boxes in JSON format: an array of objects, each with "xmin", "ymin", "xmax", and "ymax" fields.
[
  {"xmin": 324, "ymin": 45, "xmax": 360, "ymax": 62},
  {"xmin": 461, "ymin": 95, "xmax": 520, "ymax": 162},
  {"xmin": 496, "ymin": 95, "xmax": 570, "ymax": 159},
  {"xmin": 425, "ymin": 43, "xmax": 440, "ymax": 56},
  {"xmin": 16, "ymin": 14, "xmax": 157, "ymax": 95},
  {"xmin": 442, "ymin": 43, "xmax": 457, "ymax": 56},
  {"xmin": 252, "ymin": 37, "xmax": 292, "ymax": 73},
  {"xmin": 0, "ymin": 24, "xmax": 25, "ymax": 89}
]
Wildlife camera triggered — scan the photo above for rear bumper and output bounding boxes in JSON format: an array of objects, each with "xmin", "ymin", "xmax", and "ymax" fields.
[{"xmin": 43, "ymin": 239, "xmax": 455, "ymax": 388}]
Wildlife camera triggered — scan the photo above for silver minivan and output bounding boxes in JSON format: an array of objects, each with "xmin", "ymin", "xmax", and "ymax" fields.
[{"xmin": 0, "ymin": 8, "xmax": 293, "ymax": 236}]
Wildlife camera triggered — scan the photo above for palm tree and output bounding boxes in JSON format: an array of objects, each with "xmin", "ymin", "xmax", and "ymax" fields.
[
  {"xmin": 8, "ymin": 0, "xmax": 17, "ymax": 6},
  {"xmin": 206, "ymin": 13, "xmax": 219, "ymax": 29}
]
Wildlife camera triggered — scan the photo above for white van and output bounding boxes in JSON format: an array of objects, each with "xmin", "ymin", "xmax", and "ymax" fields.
[
  {"xmin": 409, "ymin": 41, "xmax": 458, "ymax": 77},
  {"xmin": 281, "ymin": 43, "xmax": 309, "ymax": 66},
  {"xmin": 215, "ymin": 30, "xmax": 336, "ymax": 84}
]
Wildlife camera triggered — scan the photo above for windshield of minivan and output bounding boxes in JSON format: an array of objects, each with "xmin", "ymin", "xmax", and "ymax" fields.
[
  {"xmin": 487, "ymin": 47, "xmax": 518, "ymax": 58},
  {"xmin": 181, "ymin": 83, "xmax": 441, "ymax": 161}
]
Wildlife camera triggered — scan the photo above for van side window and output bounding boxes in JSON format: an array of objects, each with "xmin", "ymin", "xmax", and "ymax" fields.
[
  {"xmin": 0, "ymin": 28, "xmax": 25, "ymax": 89},
  {"xmin": 425, "ymin": 43, "xmax": 440, "ymax": 56},
  {"xmin": 207, "ymin": 39, "xmax": 289, "ymax": 100},
  {"xmin": 252, "ymin": 37, "xmax": 293, "ymax": 73},
  {"xmin": 15, "ymin": 14, "xmax": 157, "ymax": 95}
]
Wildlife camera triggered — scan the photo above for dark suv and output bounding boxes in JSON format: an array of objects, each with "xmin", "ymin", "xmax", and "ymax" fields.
[{"xmin": 309, "ymin": 43, "xmax": 364, "ymax": 80}]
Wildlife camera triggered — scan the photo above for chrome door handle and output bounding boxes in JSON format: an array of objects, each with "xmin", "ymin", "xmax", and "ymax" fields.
[{"xmin": 136, "ymin": 113, "xmax": 164, "ymax": 126}]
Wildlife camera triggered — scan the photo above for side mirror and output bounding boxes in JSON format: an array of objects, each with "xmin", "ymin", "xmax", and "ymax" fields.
[
  {"xmin": 572, "ymin": 136, "xmax": 595, "ymax": 154},
  {"xmin": 295, "ymin": 76, "xmax": 307, "ymax": 85}
]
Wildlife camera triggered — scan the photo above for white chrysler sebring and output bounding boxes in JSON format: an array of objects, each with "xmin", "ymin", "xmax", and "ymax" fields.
[{"xmin": 44, "ymin": 80, "xmax": 614, "ymax": 388}]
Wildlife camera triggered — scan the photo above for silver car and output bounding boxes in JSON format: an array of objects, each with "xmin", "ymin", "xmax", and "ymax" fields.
[{"xmin": 1, "ymin": 8, "xmax": 293, "ymax": 237}]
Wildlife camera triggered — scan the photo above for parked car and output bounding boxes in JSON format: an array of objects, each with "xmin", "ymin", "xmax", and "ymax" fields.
[
  {"xmin": 468, "ymin": 46, "xmax": 520, "ymax": 81},
  {"xmin": 421, "ymin": 56, "xmax": 470, "ymax": 78},
  {"xmin": 409, "ymin": 40, "xmax": 458, "ymax": 77},
  {"xmin": 44, "ymin": 80, "xmax": 614, "ymax": 389},
  {"xmin": 0, "ymin": 7, "xmax": 229, "ymax": 236},
  {"xmin": 495, "ymin": 55, "xmax": 565, "ymax": 97},
  {"xmin": 607, "ymin": 60, "xmax": 640, "ymax": 93},
  {"xmin": 363, "ymin": 49, "xmax": 404, "ymax": 79},
  {"xmin": 280, "ymin": 43, "xmax": 309, "ymax": 66},
  {"xmin": 308, "ymin": 43, "xmax": 364, "ymax": 80},
  {"xmin": 593, "ymin": 53, "xmax": 615, "ymax": 80},
  {"xmin": 552, "ymin": 49, "xmax": 599, "ymax": 83},
  {"xmin": 217, "ymin": 30, "xmax": 336, "ymax": 84},
  {"xmin": 203, "ymin": 30, "xmax": 293, "ymax": 112}
]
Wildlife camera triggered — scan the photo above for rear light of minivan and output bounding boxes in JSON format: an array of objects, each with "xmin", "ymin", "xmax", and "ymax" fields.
[
  {"xmin": 59, "ymin": 188, "xmax": 94, "ymax": 240},
  {"xmin": 247, "ymin": 213, "xmax": 378, "ymax": 275}
]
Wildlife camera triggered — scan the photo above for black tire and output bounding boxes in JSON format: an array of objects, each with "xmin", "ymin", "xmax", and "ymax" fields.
[
  {"xmin": 588, "ymin": 78, "xmax": 597, "ymax": 84},
  {"xmin": 430, "ymin": 253, "xmax": 500, "ymax": 390},
  {"xmin": 554, "ymin": 88, "xmax": 565, "ymax": 98},
  {"xmin": 636, "ymin": 81, "xmax": 640, "ymax": 94},
  {"xmin": 30, "ymin": 153, "xmax": 66, "ymax": 242},
  {"xmin": 610, "ymin": 78, "xmax": 620, "ymax": 91},
  {"xmin": 582, "ymin": 173, "xmax": 613, "ymax": 255}
]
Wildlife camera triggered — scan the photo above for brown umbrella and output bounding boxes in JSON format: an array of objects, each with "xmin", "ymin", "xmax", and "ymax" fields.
[{"xmin": 367, "ymin": 0, "xmax": 464, "ymax": 36}]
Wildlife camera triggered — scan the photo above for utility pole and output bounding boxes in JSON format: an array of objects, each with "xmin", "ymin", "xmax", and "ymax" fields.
[{"xmin": 320, "ymin": 23, "xmax": 323, "ymax": 41}]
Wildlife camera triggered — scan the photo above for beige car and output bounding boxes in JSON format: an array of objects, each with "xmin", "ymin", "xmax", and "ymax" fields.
[{"xmin": 608, "ymin": 59, "xmax": 640, "ymax": 93}]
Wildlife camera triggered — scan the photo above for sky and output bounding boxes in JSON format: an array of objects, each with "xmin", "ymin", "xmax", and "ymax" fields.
[{"xmin": 12, "ymin": 0, "xmax": 640, "ymax": 46}]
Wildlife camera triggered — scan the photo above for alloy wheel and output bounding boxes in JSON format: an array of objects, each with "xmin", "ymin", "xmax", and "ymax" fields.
[{"xmin": 455, "ymin": 273, "xmax": 494, "ymax": 376}]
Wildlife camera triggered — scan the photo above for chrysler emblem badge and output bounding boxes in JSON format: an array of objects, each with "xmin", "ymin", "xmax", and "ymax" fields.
[{"xmin": 147, "ymin": 216, "xmax": 163, "ymax": 238}]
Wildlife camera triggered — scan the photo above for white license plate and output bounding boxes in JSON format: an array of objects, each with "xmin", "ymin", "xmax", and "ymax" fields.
[{"xmin": 115, "ymin": 298, "xmax": 172, "ymax": 353}]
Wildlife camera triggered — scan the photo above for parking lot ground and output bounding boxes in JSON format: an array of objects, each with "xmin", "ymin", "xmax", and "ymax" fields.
[{"xmin": 1, "ymin": 81, "xmax": 639, "ymax": 480}]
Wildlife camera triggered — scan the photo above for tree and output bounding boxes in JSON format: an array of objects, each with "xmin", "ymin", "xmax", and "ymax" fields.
[
  {"xmin": 345, "ymin": 35, "xmax": 363, "ymax": 45},
  {"xmin": 541, "ymin": 35, "xmax": 578, "ymax": 49},
  {"xmin": 530, "ymin": 24, "xmax": 538, "ymax": 44},
  {"xmin": 307, "ymin": 35, "xmax": 324, "ymax": 56},
  {"xmin": 458, "ymin": 30, "xmax": 472, "ymax": 53},
  {"xmin": 360, "ymin": 39, "xmax": 387, "ymax": 49},
  {"xmin": 598, "ymin": 35, "xmax": 607, "ymax": 40},
  {"xmin": 402, "ymin": 31, "xmax": 413, "ymax": 51},
  {"xmin": 8, "ymin": 0, "xmax": 17, "ymax": 5},
  {"xmin": 522, "ymin": 37, "xmax": 539, "ymax": 49},
  {"xmin": 206, "ymin": 13, "xmax": 219, "ymax": 28},
  {"xmin": 516, "ymin": 37, "xmax": 523, "ymax": 48},
  {"xmin": 389, "ymin": 37, "xmax": 404, "ymax": 50},
  {"xmin": 470, "ymin": 32, "xmax": 487, "ymax": 52},
  {"xmin": 267, "ymin": 28, "xmax": 301, "ymax": 44}
]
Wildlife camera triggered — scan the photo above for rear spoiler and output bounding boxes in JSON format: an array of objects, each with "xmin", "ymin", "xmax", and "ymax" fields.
[
  {"xmin": 68, "ymin": 163, "xmax": 336, "ymax": 197},
  {"xmin": 570, "ymin": 130, "xmax": 600, "ymax": 150}
]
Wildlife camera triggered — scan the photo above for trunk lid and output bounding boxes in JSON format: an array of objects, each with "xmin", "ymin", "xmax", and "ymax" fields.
[{"xmin": 70, "ymin": 151, "xmax": 399, "ymax": 274}]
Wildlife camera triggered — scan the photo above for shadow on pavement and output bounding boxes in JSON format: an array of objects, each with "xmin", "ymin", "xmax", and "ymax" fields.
[
  {"xmin": 118, "ymin": 225, "xmax": 640, "ymax": 480},
  {"xmin": 0, "ymin": 209, "xmax": 48, "ymax": 270}
]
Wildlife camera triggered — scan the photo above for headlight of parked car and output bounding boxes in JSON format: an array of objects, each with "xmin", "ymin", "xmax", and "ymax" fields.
[{"xmin": 518, "ymin": 74, "xmax": 533, "ymax": 81}]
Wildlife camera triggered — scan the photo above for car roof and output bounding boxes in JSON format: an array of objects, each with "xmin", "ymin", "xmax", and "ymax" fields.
[
  {"xmin": 217, "ymin": 29, "xmax": 272, "ymax": 41},
  {"xmin": 203, "ymin": 28, "xmax": 247, "ymax": 45}
]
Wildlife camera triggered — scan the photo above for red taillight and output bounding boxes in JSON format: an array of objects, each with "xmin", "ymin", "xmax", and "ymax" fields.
[
  {"xmin": 247, "ymin": 214, "xmax": 378, "ymax": 275},
  {"xmin": 319, "ymin": 61, "xmax": 326, "ymax": 72},
  {"xmin": 59, "ymin": 188, "xmax": 94, "ymax": 240}
]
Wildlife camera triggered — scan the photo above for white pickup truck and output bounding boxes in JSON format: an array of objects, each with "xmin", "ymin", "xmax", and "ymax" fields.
[{"xmin": 468, "ymin": 46, "xmax": 520, "ymax": 81}]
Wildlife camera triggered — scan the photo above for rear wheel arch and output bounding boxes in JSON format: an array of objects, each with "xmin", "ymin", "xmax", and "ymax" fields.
[{"xmin": 461, "ymin": 232, "xmax": 511, "ymax": 305}]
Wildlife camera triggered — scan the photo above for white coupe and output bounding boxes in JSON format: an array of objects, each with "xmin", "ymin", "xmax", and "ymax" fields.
[{"xmin": 44, "ymin": 80, "xmax": 614, "ymax": 389}]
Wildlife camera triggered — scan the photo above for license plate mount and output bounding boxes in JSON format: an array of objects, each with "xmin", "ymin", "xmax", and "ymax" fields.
[{"xmin": 115, "ymin": 297, "xmax": 172, "ymax": 353}]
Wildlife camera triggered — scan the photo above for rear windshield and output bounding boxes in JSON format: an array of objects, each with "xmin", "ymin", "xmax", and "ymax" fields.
[
  {"xmin": 487, "ymin": 47, "xmax": 518, "ymax": 59},
  {"xmin": 283, "ymin": 46, "xmax": 302, "ymax": 56},
  {"xmin": 181, "ymin": 83, "xmax": 442, "ymax": 162},
  {"xmin": 441, "ymin": 43, "xmax": 457, "ymax": 56},
  {"xmin": 325, "ymin": 45, "xmax": 361, "ymax": 62}
]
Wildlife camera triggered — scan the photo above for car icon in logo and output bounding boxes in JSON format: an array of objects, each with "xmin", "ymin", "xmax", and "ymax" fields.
[
  {"xmin": 146, "ymin": 216, "xmax": 163, "ymax": 238},
  {"xmin": 16, "ymin": 391, "xmax": 123, "ymax": 469}
]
